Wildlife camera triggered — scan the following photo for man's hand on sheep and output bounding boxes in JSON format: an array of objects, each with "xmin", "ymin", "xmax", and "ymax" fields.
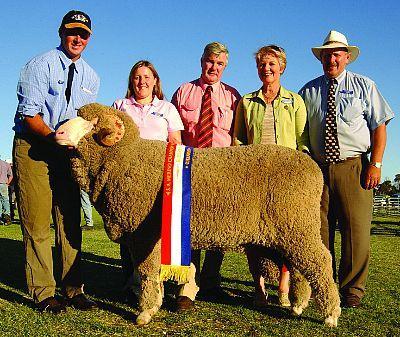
[{"xmin": 54, "ymin": 117, "xmax": 98, "ymax": 148}]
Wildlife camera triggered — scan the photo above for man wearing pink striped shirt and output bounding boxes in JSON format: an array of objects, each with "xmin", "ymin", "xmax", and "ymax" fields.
[{"xmin": 172, "ymin": 42, "xmax": 240, "ymax": 309}]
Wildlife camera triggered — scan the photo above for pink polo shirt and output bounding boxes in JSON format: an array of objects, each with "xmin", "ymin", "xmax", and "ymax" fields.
[
  {"xmin": 171, "ymin": 78, "xmax": 240, "ymax": 147},
  {"xmin": 112, "ymin": 96, "xmax": 184, "ymax": 141}
]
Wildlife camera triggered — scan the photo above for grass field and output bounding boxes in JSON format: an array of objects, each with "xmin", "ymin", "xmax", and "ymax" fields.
[{"xmin": 0, "ymin": 211, "xmax": 399, "ymax": 337}]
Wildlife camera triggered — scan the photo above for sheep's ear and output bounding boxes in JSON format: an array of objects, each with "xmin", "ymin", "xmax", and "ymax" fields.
[
  {"xmin": 97, "ymin": 127, "xmax": 115, "ymax": 146},
  {"xmin": 97, "ymin": 115, "xmax": 125, "ymax": 146}
]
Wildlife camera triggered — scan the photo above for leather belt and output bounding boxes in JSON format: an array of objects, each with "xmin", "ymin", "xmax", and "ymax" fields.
[{"xmin": 319, "ymin": 155, "xmax": 362, "ymax": 167}]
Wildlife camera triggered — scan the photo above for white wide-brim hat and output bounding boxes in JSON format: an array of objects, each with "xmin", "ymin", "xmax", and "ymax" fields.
[{"xmin": 312, "ymin": 30, "xmax": 360, "ymax": 63}]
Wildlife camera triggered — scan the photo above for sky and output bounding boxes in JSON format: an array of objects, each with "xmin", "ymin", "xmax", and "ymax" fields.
[{"xmin": 0, "ymin": 0, "xmax": 398, "ymax": 181}]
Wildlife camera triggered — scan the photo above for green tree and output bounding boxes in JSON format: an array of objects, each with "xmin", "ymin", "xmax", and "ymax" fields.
[
  {"xmin": 376, "ymin": 180, "xmax": 394, "ymax": 196},
  {"xmin": 394, "ymin": 174, "xmax": 400, "ymax": 192}
]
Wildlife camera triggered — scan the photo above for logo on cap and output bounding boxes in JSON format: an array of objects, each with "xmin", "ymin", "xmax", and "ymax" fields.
[{"xmin": 71, "ymin": 14, "xmax": 88, "ymax": 23}]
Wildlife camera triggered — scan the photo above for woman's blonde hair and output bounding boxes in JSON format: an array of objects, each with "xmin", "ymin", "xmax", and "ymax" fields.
[
  {"xmin": 255, "ymin": 45, "xmax": 287, "ymax": 72},
  {"xmin": 125, "ymin": 60, "xmax": 164, "ymax": 100}
]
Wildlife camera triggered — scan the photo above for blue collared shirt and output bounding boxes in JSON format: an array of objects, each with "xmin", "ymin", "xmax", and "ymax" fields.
[
  {"xmin": 299, "ymin": 70, "xmax": 394, "ymax": 163},
  {"xmin": 14, "ymin": 46, "xmax": 100, "ymax": 133}
]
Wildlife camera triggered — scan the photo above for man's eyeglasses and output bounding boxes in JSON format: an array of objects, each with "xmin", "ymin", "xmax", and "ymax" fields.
[{"xmin": 64, "ymin": 28, "xmax": 90, "ymax": 40}]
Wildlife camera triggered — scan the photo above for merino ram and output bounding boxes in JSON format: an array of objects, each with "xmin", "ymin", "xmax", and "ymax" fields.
[{"xmin": 55, "ymin": 103, "xmax": 341, "ymax": 327}]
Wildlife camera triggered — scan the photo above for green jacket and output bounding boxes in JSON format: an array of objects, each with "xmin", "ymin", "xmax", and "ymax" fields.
[{"xmin": 233, "ymin": 86, "xmax": 309, "ymax": 151}]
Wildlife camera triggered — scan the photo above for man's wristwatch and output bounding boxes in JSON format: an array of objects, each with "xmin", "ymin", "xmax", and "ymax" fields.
[{"xmin": 370, "ymin": 162, "xmax": 382, "ymax": 169}]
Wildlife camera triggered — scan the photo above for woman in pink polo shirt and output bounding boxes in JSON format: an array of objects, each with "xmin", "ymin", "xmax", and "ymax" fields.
[
  {"xmin": 113, "ymin": 60, "xmax": 184, "ymax": 304},
  {"xmin": 113, "ymin": 60, "xmax": 184, "ymax": 143}
]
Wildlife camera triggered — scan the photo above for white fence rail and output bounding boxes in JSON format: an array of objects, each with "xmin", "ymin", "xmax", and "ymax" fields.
[{"xmin": 373, "ymin": 196, "xmax": 400, "ymax": 216}]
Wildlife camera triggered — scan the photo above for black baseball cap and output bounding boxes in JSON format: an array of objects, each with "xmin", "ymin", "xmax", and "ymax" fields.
[{"xmin": 60, "ymin": 10, "xmax": 92, "ymax": 34}]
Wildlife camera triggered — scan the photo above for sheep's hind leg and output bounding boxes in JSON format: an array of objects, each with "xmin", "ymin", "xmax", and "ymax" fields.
[{"xmin": 284, "ymin": 240, "xmax": 341, "ymax": 327}]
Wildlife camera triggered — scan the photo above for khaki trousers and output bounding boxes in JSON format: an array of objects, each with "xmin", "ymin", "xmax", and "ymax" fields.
[
  {"xmin": 13, "ymin": 134, "xmax": 83, "ymax": 302},
  {"xmin": 320, "ymin": 156, "xmax": 373, "ymax": 299}
]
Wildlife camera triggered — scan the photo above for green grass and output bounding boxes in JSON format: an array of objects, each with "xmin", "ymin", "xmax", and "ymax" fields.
[{"xmin": 0, "ymin": 211, "xmax": 399, "ymax": 336}]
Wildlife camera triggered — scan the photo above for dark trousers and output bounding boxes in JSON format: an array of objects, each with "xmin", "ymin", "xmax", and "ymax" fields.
[
  {"xmin": 191, "ymin": 249, "xmax": 224, "ymax": 290},
  {"xmin": 320, "ymin": 156, "xmax": 373, "ymax": 299}
]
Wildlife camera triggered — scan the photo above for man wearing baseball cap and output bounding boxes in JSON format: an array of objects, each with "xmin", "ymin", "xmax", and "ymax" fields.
[
  {"xmin": 299, "ymin": 31, "xmax": 394, "ymax": 308},
  {"xmin": 13, "ymin": 10, "xmax": 99, "ymax": 313}
]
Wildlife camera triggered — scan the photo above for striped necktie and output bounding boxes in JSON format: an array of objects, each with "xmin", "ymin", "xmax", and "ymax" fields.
[
  {"xmin": 324, "ymin": 78, "xmax": 340, "ymax": 163},
  {"xmin": 197, "ymin": 86, "xmax": 213, "ymax": 148},
  {"xmin": 65, "ymin": 63, "xmax": 76, "ymax": 105}
]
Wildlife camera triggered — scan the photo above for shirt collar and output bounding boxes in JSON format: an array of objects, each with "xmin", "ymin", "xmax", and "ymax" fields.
[
  {"xmin": 198, "ymin": 77, "xmax": 220, "ymax": 92},
  {"xmin": 128, "ymin": 95, "xmax": 160, "ymax": 107},
  {"xmin": 323, "ymin": 69, "xmax": 347, "ymax": 86},
  {"xmin": 57, "ymin": 45, "xmax": 83, "ymax": 73},
  {"xmin": 252, "ymin": 85, "xmax": 290, "ymax": 101}
]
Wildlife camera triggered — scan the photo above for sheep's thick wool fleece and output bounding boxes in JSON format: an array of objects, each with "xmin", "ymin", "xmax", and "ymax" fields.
[{"xmin": 74, "ymin": 104, "xmax": 323, "ymax": 252}]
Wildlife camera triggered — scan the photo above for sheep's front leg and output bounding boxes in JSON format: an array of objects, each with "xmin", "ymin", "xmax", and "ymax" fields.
[
  {"xmin": 135, "ymin": 240, "xmax": 163, "ymax": 325},
  {"xmin": 289, "ymin": 268, "xmax": 312, "ymax": 315}
]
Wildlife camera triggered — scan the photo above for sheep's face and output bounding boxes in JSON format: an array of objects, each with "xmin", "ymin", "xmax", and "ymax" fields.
[
  {"xmin": 55, "ymin": 103, "xmax": 139, "ymax": 149},
  {"xmin": 55, "ymin": 117, "xmax": 98, "ymax": 147},
  {"xmin": 54, "ymin": 103, "xmax": 141, "ymax": 192}
]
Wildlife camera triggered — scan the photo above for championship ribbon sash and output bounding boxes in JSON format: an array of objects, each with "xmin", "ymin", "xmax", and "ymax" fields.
[{"xmin": 160, "ymin": 143, "xmax": 193, "ymax": 283}]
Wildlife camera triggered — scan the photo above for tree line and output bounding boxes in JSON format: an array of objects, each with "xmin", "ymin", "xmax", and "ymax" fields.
[{"xmin": 376, "ymin": 174, "xmax": 400, "ymax": 196}]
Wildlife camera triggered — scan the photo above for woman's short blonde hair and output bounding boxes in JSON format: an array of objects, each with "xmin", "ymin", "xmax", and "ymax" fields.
[
  {"xmin": 255, "ymin": 45, "xmax": 287, "ymax": 72},
  {"xmin": 125, "ymin": 60, "xmax": 164, "ymax": 100}
]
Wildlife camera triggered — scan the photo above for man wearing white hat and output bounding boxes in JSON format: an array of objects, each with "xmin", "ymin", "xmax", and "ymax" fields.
[{"xmin": 299, "ymin": 30, "xmax": 394, "ymax": 308}]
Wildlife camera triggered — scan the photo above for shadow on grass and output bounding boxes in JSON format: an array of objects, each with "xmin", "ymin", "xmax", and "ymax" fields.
[
  {"xmin": 194, "ymin": 279, "xmax": 321, "ymax": 324},
  {"xmin": 221, "ymin": 276, "xmax": 254, "ymax": 288},
  {"xmin": 0, "ymin": 287, "xmax": 31, "ymax": 306},
  {"xmin": 0, "ymin": 238, "xmax": 26, "ymax": 292},
  {"xmin": 0, "ymin": 237, "xmax": 136, "ymax": 319},
  {"xmin": 370, "ymin": 222, "xmax": 400, "ymax": 236},
  {"xmin": 0, "ymin": 238, "xmax": 321, "ymax": 324}
]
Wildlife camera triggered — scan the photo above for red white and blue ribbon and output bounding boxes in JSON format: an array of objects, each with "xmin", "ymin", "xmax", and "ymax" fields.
[{"xmin": 160, "ymin": 143, "xmax": 193, "ymax": 282}]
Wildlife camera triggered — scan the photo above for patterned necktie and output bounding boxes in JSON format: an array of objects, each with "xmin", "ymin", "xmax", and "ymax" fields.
[
  {"xmin": 197, "ymin": 86, "xmax": 213, "ymax": 148},
  {"xmin": 324, "ymin": 78, "xmax": 340, "ymax": 163},
  {"xmin": 65, "ymin": 63, "xmax": 76, "ymax": 105}
]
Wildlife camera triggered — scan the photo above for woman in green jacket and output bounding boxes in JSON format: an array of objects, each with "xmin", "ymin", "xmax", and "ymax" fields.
[{"xmin": 233, "ymin": 45, "xmax": 310, "ymax": 307}]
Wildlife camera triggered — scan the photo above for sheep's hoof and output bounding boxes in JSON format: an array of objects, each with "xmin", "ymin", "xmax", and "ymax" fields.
[
  {"xmin": 136, "ymin": 311, "xmax": 152, "ymax": 326},
  {"xmin": 324, "ymin": 316, "xmax": 338, "ymax": 327},
  {"xmin": 324, "ymin": 306, "xmax": 341, "ymax": 327},
  {"xmin": 136, "ymin": 304, "xmax": 161, "ymax": 326},
  {"xmin": 292, "ymin": 306, "xmax": 303, "ymax": 316}
]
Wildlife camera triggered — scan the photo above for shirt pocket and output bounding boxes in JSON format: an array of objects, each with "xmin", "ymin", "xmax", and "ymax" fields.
[
  {"xmin": 80, "ymin": 84, "xmax": 97, "ymax": 101},
  {"xmin": 339, "ymin": 97, "xmax": 364, "ymax": 125},
  {"xmin": 279, "ymin": 104, "xmax": 295, "ymax": 126},
  {"xmin": 74, "ymin": 85, "xmax": 97, "ymax": 109},
  {"xmin": 49, "ymin": 79, "xmax": 63, "ymax": 96},
  {"xmin": 217, "ymin": 106, "xmax": 234, "ymax": 131},
  {"xmin": 180, "ymin": 104, "xmax": 200, "ymax": 129}
]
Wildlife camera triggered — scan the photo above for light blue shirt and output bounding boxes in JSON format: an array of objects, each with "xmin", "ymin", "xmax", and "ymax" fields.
[
  {"xmin": 299, "ymin": 70, "xmax": 394, "ymax": 163},
  {"xmin": 14, "ymin": 46, "xmax": 100, "ymax": 133}
]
